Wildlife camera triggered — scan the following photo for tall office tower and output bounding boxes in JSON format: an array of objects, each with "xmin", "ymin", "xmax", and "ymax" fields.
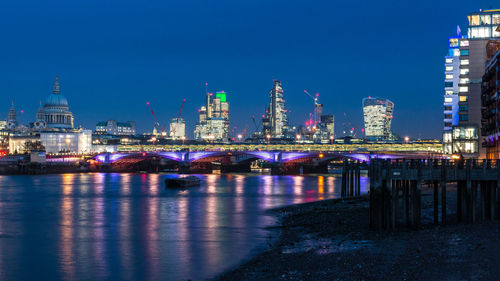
[
  {"xmin": 481, "ymin": 39, "xmax": 500, "ymax": 158},
  {"xmin": 262, "ymin": 80, "xmax": 290, "ymax": 138},
  {"xmin": 314, "ymin": 103, "xmax": 323, "ymax": 126},
  {"xmin": 362, "ymin": 97, "xmax": 394, "ymax": 140},
  {"xmin": 194, "ymin": 90, "xmax": 230, "ymax": 142},
  {"xmin": 443, "ymin": 9, "xmax": 500, "ymax": 157}
]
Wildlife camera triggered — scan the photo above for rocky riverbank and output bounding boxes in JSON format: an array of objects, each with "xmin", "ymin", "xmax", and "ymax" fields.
[{"xmin": 217, "ymin": 187, "xmax": 500, "ymax": 280}]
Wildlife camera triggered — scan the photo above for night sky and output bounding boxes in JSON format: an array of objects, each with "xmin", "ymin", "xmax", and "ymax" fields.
[{"xmin": 0, "ymin": 0, "xmax": 495, "ymax": 139}]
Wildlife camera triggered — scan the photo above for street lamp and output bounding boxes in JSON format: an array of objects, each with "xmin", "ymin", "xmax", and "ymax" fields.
[
  {"xmin": 181, "ymin": 136, "xmax": 186, "ymax": 145},
  {"xmin": 330, "ymin": 135, "xmax": 334, "ymax": 145},
  {"xmin": 404, "ymin": 136, "xmax": 410, "ymax": 144},
  {"xmin": 266, "ymin": 134, "xmax": 271, "ymax": 145},
  {"xmin": 237, "ymin": 134, "xmax": 242, "ymax": 143},
  {"xmin": 65, "ymin": 138, "xmax": 71, "ymax": 153},
  {"xmin": 296, "ymin": 134, "xmax": 301, "ymax": 143}
]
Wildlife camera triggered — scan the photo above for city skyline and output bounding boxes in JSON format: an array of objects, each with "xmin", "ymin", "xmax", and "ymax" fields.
[{"xmin": 0, "ymin": 1, "xmax": 496, "ymax": 139}]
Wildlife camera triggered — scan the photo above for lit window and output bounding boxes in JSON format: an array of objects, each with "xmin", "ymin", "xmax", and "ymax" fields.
[
  {"xmin": 460, "ymin": 40, "xmax": 469, "ymax": 47},
  {"xmin": 460, "ymin": 49, "xmax": 469, "ymax": 56},
  {"xmin": 494, "ymin": 14, "xmax": 500, "ymax": 25},
  {"xmin": 470, "ymin": 27, "xmax": 491, "ymax": 38},
  {"xmin": 460, "ymin": 78, "xmax": 469, "ymax": 84},
  {"xmin": 449, "ymin": 38, "xmax": 459, "ymax": 47},
  {"xmin": 480, "ymin": 15, "xmax": 491, "ymax": 25},
  {"xmin": 469, "ymin": 15, "xmax": 480, "ymax": 26},
  {"xmin": 453, "ymin": 49, "xmax": 460, "ymax": 56},
  {"xmin": 446, "ymin": 74, "xmax": 453, "ymax": 79},
  {"xmin": 459, "ymin": 96, "xmax": 468, "ymax": 102},
  {"xmin": 445, "ymin": 66, "xmax": 453, "ymax": 71},
  {"xmin": 493, "ymin": 27, "xmax": 500, "ymax": 38},
  {"xmin": 459, "ymin": 87, "xmax": 468, "ymax": 92},
  {"xmin": 460, "ymin": 68, "xmax": 469, "ymax": 75},
  {"xmin": 443, "ymin": 132, "xmax": 452, "ymax": 143},
  {"xmin": 445, "ymin": 90, "xmax": 454, "ymax": 95},
  {"xmin": 444, "ymin": 97, "xmax": 453, "ymax": 103},
  {"xmin": 445, "ymin": 58, "xmax": 453, "ymax": 64},
  {"xmin": 460, "ymin": 59, "xmax": 469, "ymax": 65}
]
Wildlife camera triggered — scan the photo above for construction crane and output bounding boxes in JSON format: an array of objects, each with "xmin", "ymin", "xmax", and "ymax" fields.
[
  {"xmin": 304, "ymin": 90, "xmax": 320, "ymax": 126},
  {"xmin": 251, "ymin": 115, "xmax": 261, "ymax": 134},
  {"xmin": 146, "ymin": 102, "xmax": 161, "ymax": 136}
]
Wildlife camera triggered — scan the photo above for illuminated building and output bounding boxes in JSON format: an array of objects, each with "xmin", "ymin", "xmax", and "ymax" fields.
[
  {"xmin": 262, "ymin": 80, "xmax": 292, "ymax": 138},
  {"xmin": 6, "ymin": 102, "xmax": 18, "ymax": 129},
  {"xmin": 481, "ymin": 39, "xmax": 500, "ymax": 159},
  {"xmin": 194, "ymin": 90, "xmax": 230, "ymax": 142},
  {"xmin": 169, "ymin": 118, "xmax": 186, "ymax": 140},
  {"xmin": 362, "ymin": 97, "xmax": 394, "ymax": 140},
  {"xmin": 443, "ymin": 9, "xmax": 500, "ymax": 156},
  {"xmin": 8, "ymin": 130, "xmax": 92, "ymax": 154},
  {"xmin": 95, "ymin": 120, "xmax": 136, "ymax": 135},
  {"xmin": 5, "ymin": 77, "xmax": 91, "ymax": 154},
  {"xmin": 37, "ymin": 77, "xmax": 74, "ymax": 129},
  {"xmin": 318, "ymin": 115, "xmax": 335, "ymax": 143}
]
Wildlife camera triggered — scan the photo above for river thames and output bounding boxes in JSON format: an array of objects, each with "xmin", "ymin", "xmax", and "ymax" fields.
[{"xmin": 0, "ymin": 173, "xmax": 368, "ymax": 280}]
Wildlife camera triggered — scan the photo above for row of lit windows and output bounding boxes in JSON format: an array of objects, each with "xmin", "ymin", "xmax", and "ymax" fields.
[
  {"xmin": 469, "ymin": 14, "xmax": 500, "ymax": 26},
  {"xmin": 460, "ymin": 59, "xmax": 469, "ymax": 65},
  {"xmin": 469, "ymin": 26, "xmax": 500, "ymax": 38},
  {"xmin": 445, "ymin": 76, "xmax": 469, "ymax": 83},
  {"xmin": 459, "ymin": 86, "xmax": 468, "ymax": 92},
  {"xmin": 460, "ymin": 68, "xmax": 469, "ymax": 75}
]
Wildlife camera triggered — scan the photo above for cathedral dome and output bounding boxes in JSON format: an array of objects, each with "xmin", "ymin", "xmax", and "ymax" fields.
[{"xmin": 44, "ymin": 77, "xmax": 69, "ymax": 108}]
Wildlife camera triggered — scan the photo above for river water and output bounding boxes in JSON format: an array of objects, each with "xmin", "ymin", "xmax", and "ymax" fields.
[{"xmin": 0, "ymin": 173, "xmax": 368, "ymax": 280}]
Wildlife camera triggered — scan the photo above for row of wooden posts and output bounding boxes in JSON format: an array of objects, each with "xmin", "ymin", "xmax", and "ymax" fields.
[
  {"xmin": 368, "ymin": 158, "xmax": 500, "ymax": 231},
  {"xmin": 341, "ymin": 160, "xmax": 362, "ymax": 198}
]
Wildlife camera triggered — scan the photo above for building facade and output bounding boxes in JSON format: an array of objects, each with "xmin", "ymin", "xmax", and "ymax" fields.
[
  {"xmin": 169, "ymin": 118, "xmax": 186, "ymax": 140},
  {"xmin": 95, "ymin": 120, "xmax": 136, "ymax": 135},
  {"xmin": 194, "ymin": 90, "xmax": 230, "ymax": 142},
  {"xmin": 362, "ymin": 97, "xmax": 394, "ymax": 140},
  {"xmin": 481, "ymin": 39, "xmax": 500, "ymax": 159},
  {"xmin": 443, "ymin": 9, "xmax": 500, "ymax": 157},
  {"xmin": 262, "ymin": 80, "xmax": 292, "ymax": 138}
]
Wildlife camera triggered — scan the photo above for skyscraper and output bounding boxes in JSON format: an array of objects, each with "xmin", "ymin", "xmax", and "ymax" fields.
[
  {"xmin": 194, "ymin": 90, "xmax": 230, "ymax": 142},
  {"xmin": 362, "ymin": 97, "xmax": 394, "ymax": 140},
  {"xmin": 262, "ymin": 80, "xmax": 291, "ymax": 138},
  {"xmin": 442, "ymin": 9, "xmax": 500, "ymax": 157}
]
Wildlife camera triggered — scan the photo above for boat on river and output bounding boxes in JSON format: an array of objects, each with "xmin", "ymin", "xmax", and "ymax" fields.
[{"xmin": 165, "ymin": 176, "xmax": 201, "ymax": 188}]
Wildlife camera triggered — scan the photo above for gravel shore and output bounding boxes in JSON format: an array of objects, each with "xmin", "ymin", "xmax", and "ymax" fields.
[{"xmin": 217, "ymin": 186, "xmax": 500, "ymax": 280}]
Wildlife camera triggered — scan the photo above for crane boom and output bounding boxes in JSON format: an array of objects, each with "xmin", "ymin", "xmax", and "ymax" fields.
[
  {"xmin": 177, "ymin": 99, "xmax": 186, "ymax": 119},
  {"xmin": 146, "ymin": 102, "xmax": 159, "ymax": 125}
]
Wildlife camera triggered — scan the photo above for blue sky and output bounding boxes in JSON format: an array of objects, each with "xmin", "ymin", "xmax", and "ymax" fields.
[{"xmin": 0, "ymin": 0, "xmax": 495, "ymax": 138}]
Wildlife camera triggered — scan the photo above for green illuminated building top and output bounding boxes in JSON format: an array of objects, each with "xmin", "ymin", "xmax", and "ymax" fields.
[{"xmin": 216, "ymin": 91, "xmax": 227, "ymax": 102}]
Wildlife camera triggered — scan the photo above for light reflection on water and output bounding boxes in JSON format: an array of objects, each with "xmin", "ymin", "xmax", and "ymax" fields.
[{"xmin": 0, "ymin": 173, "xmax": 368, "ymax": 281}]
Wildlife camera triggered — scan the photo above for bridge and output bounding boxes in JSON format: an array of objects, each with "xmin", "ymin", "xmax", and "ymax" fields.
[{"xmin": 91, "ymin": 148, "xmax": 440, "ymax": 174}]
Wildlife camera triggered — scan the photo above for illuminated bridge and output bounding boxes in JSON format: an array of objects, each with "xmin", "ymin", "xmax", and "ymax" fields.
[{"xmin": 92, "ymin": 142, "xmax": 443, "ymax": 174}]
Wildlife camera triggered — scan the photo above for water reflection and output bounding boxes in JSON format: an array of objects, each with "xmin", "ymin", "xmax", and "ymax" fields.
[{"xmin": 1, "ymin": 173, "xmax": 368, "ymax": 281}]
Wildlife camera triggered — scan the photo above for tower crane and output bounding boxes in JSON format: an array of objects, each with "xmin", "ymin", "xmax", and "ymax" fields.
[
  {"xmin": 304, "ymin": 90, "xmax": 320, "ymax": 126},
  {"xmin": 146, "ymin": 102, "xmax": 161, "ymax": 136}
]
